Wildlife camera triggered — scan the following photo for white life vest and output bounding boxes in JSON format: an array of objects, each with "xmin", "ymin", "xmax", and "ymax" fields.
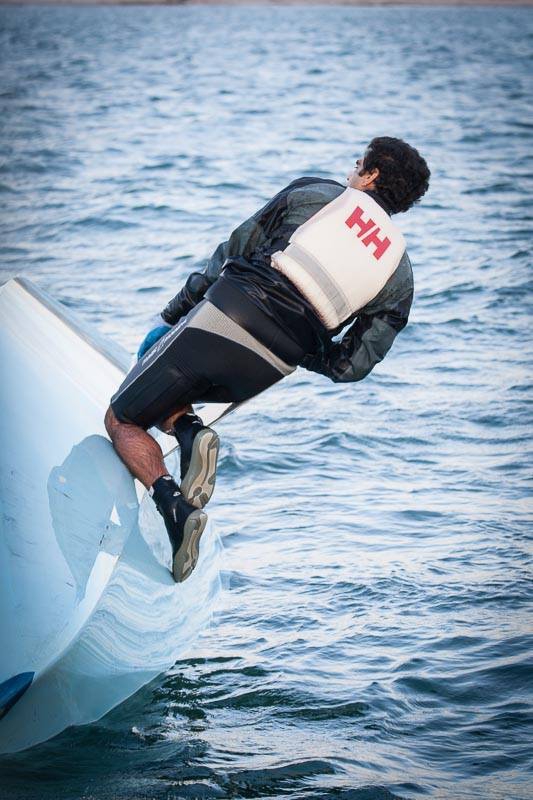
[{"xmin": 271, "ymin": 188, "xmax": 406, "ymax": 330}]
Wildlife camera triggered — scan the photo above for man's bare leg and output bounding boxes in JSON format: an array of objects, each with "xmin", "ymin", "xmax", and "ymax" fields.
[
  {"xmin": 105, "ymin": 403, "xmax": 207, "ymax": 583},
  {"xmin": 105, "ymin": 402, "xmax": 218, "ymax": 509},
  {"xmin": 104, "ymin": 404, "xmax": 190, "ymax": 488}
]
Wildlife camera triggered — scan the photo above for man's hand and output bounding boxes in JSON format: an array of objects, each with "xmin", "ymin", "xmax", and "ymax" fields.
[{"xmin": 137, "ymin": 322, "xmax": 172, "ymax": 360}]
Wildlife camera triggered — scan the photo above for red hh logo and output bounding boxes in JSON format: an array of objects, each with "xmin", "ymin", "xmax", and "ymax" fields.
[{"xmin": 345, "ymin": 206, "xmax": 391, "ymax": 260}]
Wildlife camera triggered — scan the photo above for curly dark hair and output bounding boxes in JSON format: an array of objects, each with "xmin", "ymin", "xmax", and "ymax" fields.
[{"xmin": 362, "ymin": 137, "xmax": 430, "ymax": 214}]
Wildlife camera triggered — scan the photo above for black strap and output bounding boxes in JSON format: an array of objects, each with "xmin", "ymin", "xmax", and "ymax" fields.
[{"xmin": 206, "ymin": 277, "xmax": 304, "ymax": 367}]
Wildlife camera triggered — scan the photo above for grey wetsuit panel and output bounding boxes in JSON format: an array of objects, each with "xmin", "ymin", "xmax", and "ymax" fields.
[{"xmin": 111, "ymin": 300, "xmax": 294, "ymax": 429}]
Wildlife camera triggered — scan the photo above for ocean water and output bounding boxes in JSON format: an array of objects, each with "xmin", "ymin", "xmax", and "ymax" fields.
[{"xmin": 0, "ymin": 4, "xmax": 532, "ymax": 799}]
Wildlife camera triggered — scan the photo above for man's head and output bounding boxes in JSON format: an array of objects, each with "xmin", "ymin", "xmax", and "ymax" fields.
[{"xmin": 347, "ymin": 136, "xmax": 430, "ymax": 214}]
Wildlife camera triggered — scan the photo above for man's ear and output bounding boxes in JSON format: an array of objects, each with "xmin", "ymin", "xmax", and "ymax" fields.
[{"xmin": 361, "ymin": 168, "xmax": 379, "ymax": 188}]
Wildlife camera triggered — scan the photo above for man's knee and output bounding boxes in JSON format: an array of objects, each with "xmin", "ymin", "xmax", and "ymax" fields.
[{"xmin": 105, "ymin": 405, "xmax": 120, "ymax": 439}]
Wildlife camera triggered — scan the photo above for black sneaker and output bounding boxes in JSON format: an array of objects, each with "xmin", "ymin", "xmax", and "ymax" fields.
[
  {"xmin": 173, "ymin": 413, "xmax": 220, "ymax": 509},
  {"xmin": 152, "ymin": 476, "xmax": 207, "ymax": 583}
]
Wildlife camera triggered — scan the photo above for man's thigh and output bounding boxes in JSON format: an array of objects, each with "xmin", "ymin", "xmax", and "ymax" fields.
[{"xmin": 110, "ymin": 301, "xmax": 292, "ymax": 430}]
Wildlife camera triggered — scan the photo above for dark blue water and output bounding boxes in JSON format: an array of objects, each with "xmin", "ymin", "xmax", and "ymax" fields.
[{"xmin": 1, "ymin": 5, "xmax": 532, "ymax": 799}]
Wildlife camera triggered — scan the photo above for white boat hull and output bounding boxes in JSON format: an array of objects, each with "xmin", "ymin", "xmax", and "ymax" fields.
[{"xmin": 0, "ymin": 278, "xmax": 223, "ymax": 753}]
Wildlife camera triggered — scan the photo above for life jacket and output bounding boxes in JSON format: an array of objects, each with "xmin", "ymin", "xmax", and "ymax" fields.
[{"xmin": 270, "ymin": 188, "xmax": 406, "ymax": 330}]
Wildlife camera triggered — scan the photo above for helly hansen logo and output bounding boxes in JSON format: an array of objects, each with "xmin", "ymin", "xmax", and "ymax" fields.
[{"xmin": 345, "ymin": 206, "xmax": 391, "ymax": 260}]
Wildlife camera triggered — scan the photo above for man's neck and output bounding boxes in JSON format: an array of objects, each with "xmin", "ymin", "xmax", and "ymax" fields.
[{"xmin": 364, "ymin": 189, "xmax": 393, "ymax": 216}]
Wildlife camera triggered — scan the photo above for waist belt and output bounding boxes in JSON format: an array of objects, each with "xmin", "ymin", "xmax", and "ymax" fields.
[{"xmin": 206, "ymin": 277, "xmax": 304, "ymax": 367}]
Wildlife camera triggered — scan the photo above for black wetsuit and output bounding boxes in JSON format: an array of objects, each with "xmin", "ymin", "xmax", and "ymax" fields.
[
  {"xmin": 111, "ymin": 177, "xmax": 414, "ymax": 428},
  {"xmin": 161, "ymin": 177, "xmax": 414, "ymax": 381}
]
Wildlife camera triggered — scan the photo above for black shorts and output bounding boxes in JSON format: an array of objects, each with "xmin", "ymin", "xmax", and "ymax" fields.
[{"xmin": 111, "ymin": 278, "xmax": 304, "ymax": 430}]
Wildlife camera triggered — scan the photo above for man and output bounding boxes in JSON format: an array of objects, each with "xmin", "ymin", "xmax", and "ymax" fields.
[{"xmin": 105, "ymin": 136, "xmax": 430, "ymax": 583}]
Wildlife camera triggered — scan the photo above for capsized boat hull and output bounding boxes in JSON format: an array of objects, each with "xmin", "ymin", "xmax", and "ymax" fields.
[{"xmin": 0, "ymin": 278, "xmax": 223, "ymax": 753}]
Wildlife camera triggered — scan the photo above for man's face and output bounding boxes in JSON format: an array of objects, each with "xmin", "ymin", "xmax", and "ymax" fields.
[
  {"xmin": 346, "ymin": 151, "xmax": 378, "ymax": 191},
  {"xmin": 346, "ymin": 156, "xmax": 365, "ymax": 189}
]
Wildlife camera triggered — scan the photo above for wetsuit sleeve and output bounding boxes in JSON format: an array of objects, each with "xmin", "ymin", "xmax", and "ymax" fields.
[
  {"xmin": 161, "ymin": 227, "xmax": 248, "ymax": 324},
  {"xmin": 301, "ymin": 290, "xmax": 413, "ymax": 383},
  {"xmin": 160, "ymin": 192, "xmax": 288, "ymax": 325},
  {"xmin": 160, "ymin": 177, "xmax": 342, "ymax": 325}
]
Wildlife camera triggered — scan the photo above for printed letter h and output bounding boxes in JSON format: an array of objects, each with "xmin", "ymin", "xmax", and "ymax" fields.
[
  {"xmin": 345, "ymin": 206, "xmax": 376, "ymax": 238},
  {"xmin": 362, "ymin": 228, "xmax": 391, "ymax": 260},
  {"xmin": 345, "ymin": 205, "xmax": 391, "ymax": 260}
]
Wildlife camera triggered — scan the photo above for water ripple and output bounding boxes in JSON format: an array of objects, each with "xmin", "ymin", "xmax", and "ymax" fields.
[{"xmin": 1, "ymin": 5, "xmax": 532, "ymax": 800}]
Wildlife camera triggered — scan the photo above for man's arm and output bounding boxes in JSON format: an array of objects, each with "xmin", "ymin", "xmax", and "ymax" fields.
[
  {"xmin": 301, "ymin": 290, "xmax": 413, "ymax": 383},
  {"xmin": 160, "ymin": 177, "xmax": 343, "ymax": 325},
  {"xmin": 161, "ymin": 182, "xmax": 292, "ymax": 325},
  {"xmin": 160, "ymin": 218, "xmax": 256, "ymax": 324}
]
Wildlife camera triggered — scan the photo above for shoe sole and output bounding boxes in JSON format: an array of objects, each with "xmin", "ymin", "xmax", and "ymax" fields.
[
  {"xmin": 180, "ymin": 428, "xmax": 220, "ymax": 509},
  {"xmin": 172, "ymin": 509, "xmax": 208, "ymax": 583}
]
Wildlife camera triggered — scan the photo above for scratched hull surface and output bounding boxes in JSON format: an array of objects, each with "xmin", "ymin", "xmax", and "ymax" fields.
[
  {"xmin": 0, "ymin": 279, "xmax": 222, "ymax": 754},
  {"xmin": 0, "ymin": 5, "xmax": 532, "ymax": 799}
]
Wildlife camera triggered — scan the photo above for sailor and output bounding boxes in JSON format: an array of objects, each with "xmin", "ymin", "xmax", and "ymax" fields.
[{"xmin": 105, "ymin": 136, "xmax": 430, "ymax": 583}]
